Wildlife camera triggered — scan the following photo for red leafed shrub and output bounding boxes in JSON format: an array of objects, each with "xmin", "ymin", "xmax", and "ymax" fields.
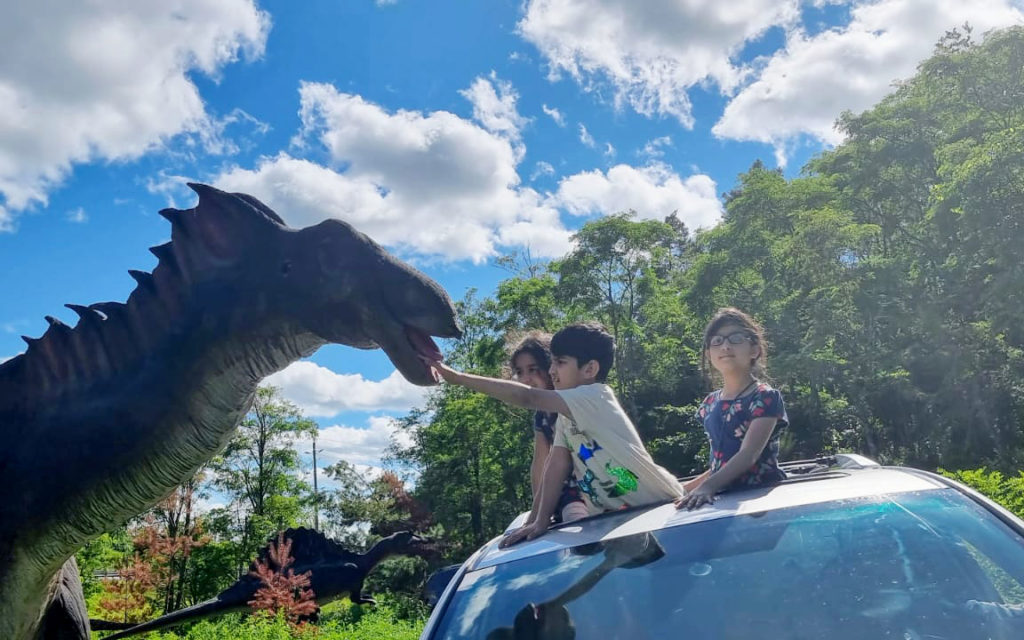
[{"xmin": 248, "ymin": 531, "xmax": 318, "ymax": 628}]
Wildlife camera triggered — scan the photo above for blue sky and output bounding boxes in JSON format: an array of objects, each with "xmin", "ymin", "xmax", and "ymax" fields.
[{"xmin": 2, "ymin": 0, "xmax": 1022, "ymax": 496}]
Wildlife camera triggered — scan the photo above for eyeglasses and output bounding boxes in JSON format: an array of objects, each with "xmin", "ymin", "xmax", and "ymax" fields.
[{"xmin": 708, "ymin": 331, "xmax": 753, "ymax": 347}]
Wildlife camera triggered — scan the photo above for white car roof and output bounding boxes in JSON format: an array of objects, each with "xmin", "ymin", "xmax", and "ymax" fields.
[{"xmin": 470, "ymin": 465, "xmax": 948, "ymax": 571}]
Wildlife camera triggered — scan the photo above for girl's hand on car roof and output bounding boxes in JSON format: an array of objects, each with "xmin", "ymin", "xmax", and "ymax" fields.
[
  {"xmin": 500, "ymin": 522, "xmax": 548, "ymax": 548},
  {"xmin": 675, "ymin": 484, "xmax": 715, "ymax": 511}
]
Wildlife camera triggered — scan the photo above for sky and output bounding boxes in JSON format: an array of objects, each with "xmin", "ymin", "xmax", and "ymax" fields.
[{"xmin": 2, "ymin": 0, "xmax": 1022, "ymax": 504}]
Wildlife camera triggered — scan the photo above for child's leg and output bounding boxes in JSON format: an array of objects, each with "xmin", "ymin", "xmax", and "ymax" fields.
[{"xmin": 560, "ymin": 500, "xmax": 589, "ymax": 522}]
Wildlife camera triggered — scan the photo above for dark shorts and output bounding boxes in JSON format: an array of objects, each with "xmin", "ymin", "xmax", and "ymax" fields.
[
  {"xmin": 535, "ymin": 411, "xmax": 585, "ymax": 521},
  {"xmin": 553, "ymin": 482, "xmax": 584, "ymax": 522}
]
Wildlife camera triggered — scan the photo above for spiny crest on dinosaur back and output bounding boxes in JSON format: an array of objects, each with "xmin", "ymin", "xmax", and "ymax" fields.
[
  {"xmin": 252, "ymin": 528, "xmax": 357, "ymax": 569},
  {"xmin": 250, "ymin": 529, "xmax": 433, "ymax": 571},
  {"xmin": 3, "ymin": 184, "xmax": 289, "ymax": 398}
]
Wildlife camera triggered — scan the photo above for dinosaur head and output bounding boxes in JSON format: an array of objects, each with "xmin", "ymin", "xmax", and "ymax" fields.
[
  {"xmin": 378, "ymin": 530, "xmax": 435, "ymax": 555},
  {"xmin": 289, "ymin": 218, "xmax": 460, "ymax": 386},
  {"xmin": 182, "ymin": 184, "xmax": 461, "ymax": 386}
]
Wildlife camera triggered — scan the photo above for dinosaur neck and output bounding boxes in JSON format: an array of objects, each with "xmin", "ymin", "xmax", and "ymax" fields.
[
  {"xmin": 362, "ymin": 537, "xmax": 405, "ymax": 570},
  {"xmin": 2, "ymin": 285, "xmax": 326, "ymax": 565}
]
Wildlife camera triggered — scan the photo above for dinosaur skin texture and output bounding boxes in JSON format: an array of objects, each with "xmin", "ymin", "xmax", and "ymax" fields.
[
  {"xmin": 0, "ymin": 185, "xmax": 461, "ymax": 640},
  {"xmin": 100, "ymin": 529, "xmax": 433, "ymax": 639}
]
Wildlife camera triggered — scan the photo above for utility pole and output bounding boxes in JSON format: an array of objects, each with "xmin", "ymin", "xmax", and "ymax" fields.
[{"xmin": 306, "ymin": 431, "xmax": 324, "ymax": 530}]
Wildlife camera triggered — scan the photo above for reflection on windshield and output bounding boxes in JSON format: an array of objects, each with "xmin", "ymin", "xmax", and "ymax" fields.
[
  {"xmin": 432, "ymin": 490, "xmax": 1024, "ymax": 640},
  {"xmin": 484, "ymin": 533, "xmax": 664, "ymax": 639}
]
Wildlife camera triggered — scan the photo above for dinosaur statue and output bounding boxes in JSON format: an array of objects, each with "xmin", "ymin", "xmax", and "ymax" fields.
[
  {"xmin": 100, "ymin": 528, "xmax": 432, "ymax": 639},
  {"xmin": 0, "ymin": 184, "xmax": 461, "ymax": 640}
]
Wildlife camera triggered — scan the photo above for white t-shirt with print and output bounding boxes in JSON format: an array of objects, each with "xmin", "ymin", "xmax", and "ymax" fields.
[{"xmin": 553, "ymin": 383, "xmax": 683, "ymax": 515}]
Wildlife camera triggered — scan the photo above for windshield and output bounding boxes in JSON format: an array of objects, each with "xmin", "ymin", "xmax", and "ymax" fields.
[{"xmin": 430, "ymin": 489, "xmax": 1024, "ymax": 639}]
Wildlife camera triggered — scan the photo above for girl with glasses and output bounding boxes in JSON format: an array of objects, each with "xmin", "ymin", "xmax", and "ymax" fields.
[{"xmin": 676, "ymin": 308, "xmax": 789, "ymax": 510}]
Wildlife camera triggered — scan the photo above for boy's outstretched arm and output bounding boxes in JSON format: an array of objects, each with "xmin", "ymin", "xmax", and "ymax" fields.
[
  {"xmin": 426, "ymin": 358, "xmax": 572, "ymax": 419},
  {"xmin": 501, "ymin": 446, "xmax": 573, "ymax": 548}
]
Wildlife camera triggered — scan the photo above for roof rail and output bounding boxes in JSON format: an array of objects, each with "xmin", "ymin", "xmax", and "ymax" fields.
[{"xmin": 833, "ymin": 453, "xmax": 880, "ymax": 469}]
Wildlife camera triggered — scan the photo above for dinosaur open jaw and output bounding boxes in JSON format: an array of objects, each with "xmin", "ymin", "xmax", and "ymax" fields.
[{"xmin": 406, "ymin": 326, "xmax": 443, "ymax": 362}]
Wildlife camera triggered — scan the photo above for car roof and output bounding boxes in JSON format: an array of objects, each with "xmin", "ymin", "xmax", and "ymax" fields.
[{"xmin": 469, "ymin": 460, "xmax": 949, "ymax": 572}]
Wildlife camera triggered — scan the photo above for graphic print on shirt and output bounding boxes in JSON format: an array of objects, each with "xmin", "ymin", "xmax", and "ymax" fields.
[
  {"xmin": 576, "ymin": 469, "xmax": 601, "ymax": 508},
  {"xmin": 571, "ymin": 435, "xmax": 640, "ymax": 504},
  {"xmin": 577, "ymin": 439, "xmax": 602, "ymax": 462},
  {"xmin": 603, "ymin": 463, "xmax": 638, "ymax": 496}
]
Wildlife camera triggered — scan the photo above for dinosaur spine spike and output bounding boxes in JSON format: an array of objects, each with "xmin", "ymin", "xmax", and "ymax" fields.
[
  {"xmin": 128, "ymin": 270, "xmax": 156, "ymax": 291},
  {"xmin": 89, "ymin": 301, "xmax": 126, "ymax": 318},
  {"xmin": 21, "ymin": 335, "xmax": 39, "ymax": 347},
  {"xmin": 65, "ymin": 304, "xmax": 103, "ymax": 323},
  {"xmin": 44, "ymin": 316, "xmax": 69, "ymax": 330},
  {"xmin": 65, "ymin": 304, "xmax": 114, "ymax": 377},
  {"xmin": 159, "ymin": 207, "xmax": 190, "ymax": 230},
  {"xmin": 90, "ymin": 302, "xmax": 139, "ymax": 371},
  {"xmin": 149, "ymin": 242, "xmax": 181, "ymax": 274}
]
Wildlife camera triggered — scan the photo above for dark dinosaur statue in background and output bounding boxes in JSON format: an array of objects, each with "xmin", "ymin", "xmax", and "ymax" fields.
[
  {"xmin": 0, "ymin": 184, "xmax": 461, "ymax": 640},
  {"xmin": 100, "ymin": 528, "xmax": 433, "ymax": 639}
]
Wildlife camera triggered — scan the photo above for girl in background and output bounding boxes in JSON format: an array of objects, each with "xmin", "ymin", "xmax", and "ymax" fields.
[
  {"xmin": 509, "ymin": 332, "xmax": 589, "ymax": 523},
  {"xmin": 676, "ymin": 308, "xmax": 788, "ymax": 510}
]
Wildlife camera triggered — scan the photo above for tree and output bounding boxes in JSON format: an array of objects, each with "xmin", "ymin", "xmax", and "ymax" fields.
[
  {"xmin": 392, "ymin": 292, "xmax": 536, "ymax": 558},
  {"xmin": 553, "ymin": 212, "xmax": 690, "ymax": 409},
  {"xmin": 248, "ymin": 532, "xmax": 318, "ymax": 628},
  {"xmin": 210, "ymin": 386, "xmax": 317, "ymax": 573}
]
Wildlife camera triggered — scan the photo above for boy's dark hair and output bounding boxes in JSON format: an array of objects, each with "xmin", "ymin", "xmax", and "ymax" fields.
[
  {"xmin": 506, "ymin": 331, "xmax": 553, "ymax": 376},
  {"xmin": 701, "ymin": 307, "xmax": 769, "ymax": 381},
  {"xmin": 550, "ymin": 323, "xmax": 614, "ymax": 382}
]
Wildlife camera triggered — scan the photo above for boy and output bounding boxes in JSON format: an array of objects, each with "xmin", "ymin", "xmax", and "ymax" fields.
[{"xmin": 424, "ymin": 322, "xmax": 684, "ymax": 547}]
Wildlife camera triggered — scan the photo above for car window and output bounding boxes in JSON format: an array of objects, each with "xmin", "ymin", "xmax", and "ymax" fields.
[{"xmin": 429, "ymin": 489, "xmax": 1024, "ymax": 640}]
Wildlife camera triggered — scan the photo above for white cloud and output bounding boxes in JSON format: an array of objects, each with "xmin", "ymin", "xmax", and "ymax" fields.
[
  {"xmin": 713, "ymin": 0, "xmax": 1024, "ymax": 161},
  {"xmin": 66, "ymin": 207, "xmax": 87, "ymax": 223},
  {"xmin": 265, "ymin": 361, "xmax": 429, "ymax": 416},
  {"xmin": 301, "ymin": 416, "xmax": 413, "ymax": 468},
  {"xmin": 542, "ymin": 104, "xmax": 566, "ymax": 127},
  {"xmin": 603, "ymin": 142, "xmax": 616, "ymax": 158},
  {"xmin": 519, "ymin": 0, "xmax": 800, "ymax": 126},
  {"xmin": 639, "ymin": 136, "xmax": 673, "ymax": 159},
  {"xmin": 578, "ymin": 123, "xmax": 596, "ymax": 148},
  {"xmin": 460, "ymin": 74, "xmax": 528, "ymax": 148},
  {"xmin": 216, "ymin": 83, "xmax": 573, "ymax": 261},
  {"xmin": 0, "ymin": 0, "xmax": 270, "ymax": 227},
  {"xmin": 552, "ymin": 162, "xmax": 723, "ymax": 230},
  {"xmin": 531, "ymin": 161, "xmax": 556, "ymax": 180}
]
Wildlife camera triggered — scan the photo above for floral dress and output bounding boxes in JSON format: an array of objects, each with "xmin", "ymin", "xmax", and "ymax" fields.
[{"xmin": 697, "ymin": 383, "xmax": 788, "ymax": 487}]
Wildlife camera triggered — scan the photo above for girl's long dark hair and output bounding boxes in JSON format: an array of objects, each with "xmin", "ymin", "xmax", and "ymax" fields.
[{"xmin": 505, "ymin": 330, "xmax": 553, "ymax": 380}]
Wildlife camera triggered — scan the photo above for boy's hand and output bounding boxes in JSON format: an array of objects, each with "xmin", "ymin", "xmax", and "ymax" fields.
[
  {"xmin": 675, "ymin": 484, "xmax": 715, "ymax": 511},
  {"xmin": 417, "ymin": 355, "xmax": 463, "ymax": 384},
  {"xmin": 499, "ymin": 522, "xmax": 548, "ymax": 548},
  {"xmin": 427, "ymin": 359, "xmax": 463, "ymax": 384}
]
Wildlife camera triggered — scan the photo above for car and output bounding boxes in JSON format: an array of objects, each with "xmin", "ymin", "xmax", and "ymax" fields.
[{"xmin": 420, "ymin": 454, "xmax": 1024, "ymax": 639}]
